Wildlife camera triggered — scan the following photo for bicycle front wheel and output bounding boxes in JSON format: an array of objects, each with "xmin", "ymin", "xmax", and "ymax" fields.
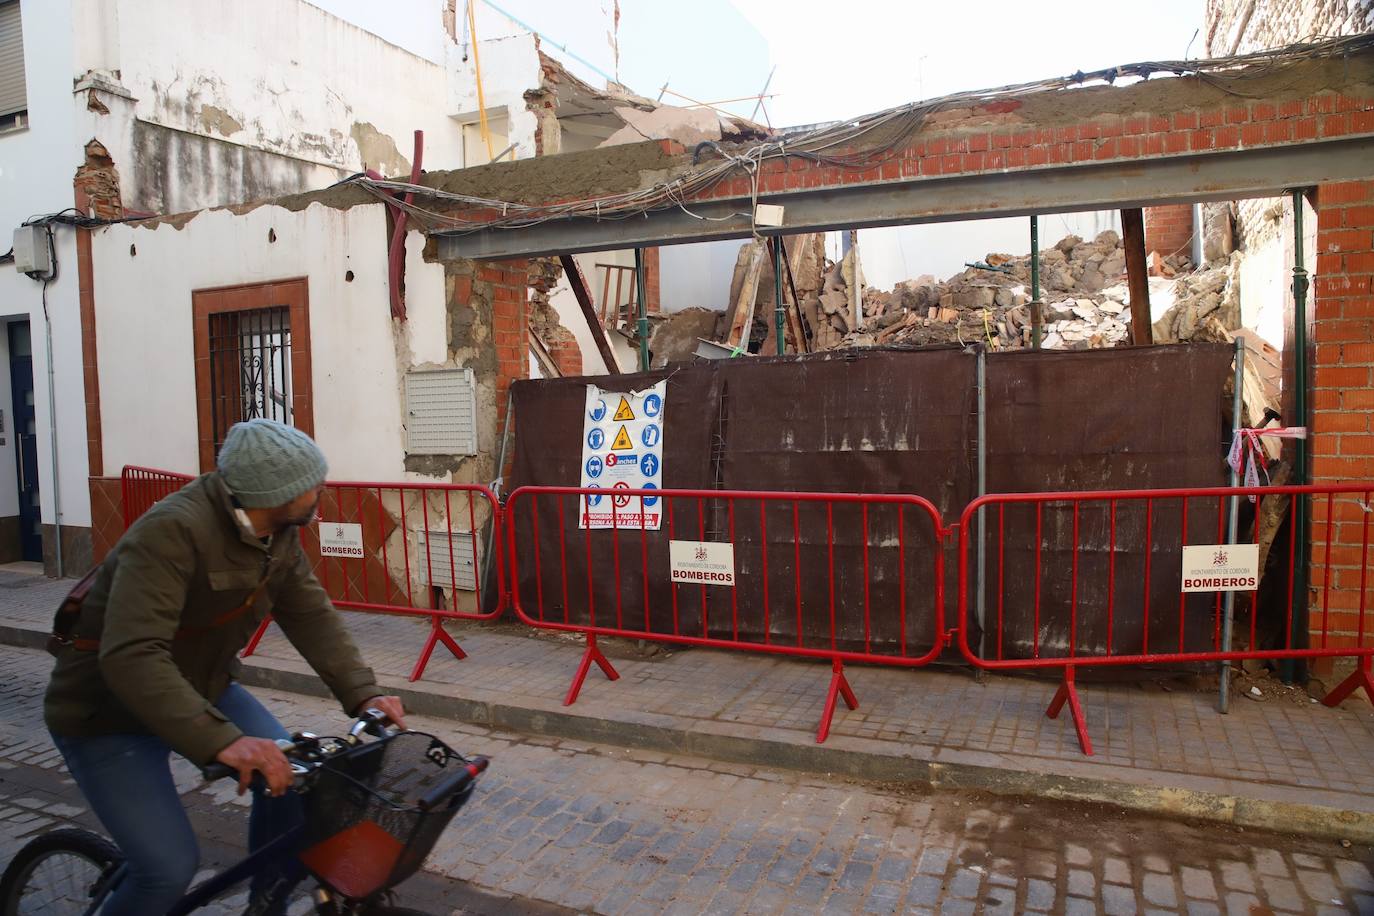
[{"xmin": 0, "ymin": 828, "xmax": 121, "ymax": 916}]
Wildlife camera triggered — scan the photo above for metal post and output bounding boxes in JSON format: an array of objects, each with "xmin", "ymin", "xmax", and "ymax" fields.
[
  {"xmin": 1220, "ymin": 335, "xmax": 1245, "ymax": 713},
  {"xmin": 44, "ymin": 299, "xmax": 63, "ymax": 577},
  {"xmin": 1283, "ymin": 189, "xmax": 1311, "ymax": 684},
  {"xmin": 975, "ymin": 346, "xmax": 987, "ymax": 657},
  {"xmin": 481, "ymin": 390, "xmax": 514, "ymax": 606},
  {"xmin": 634, "ymin": 248, "xmax": 650, "ymax": 372},
  {"xmin": 1030, "ymin": 216, "xmax": 1042, "ymax": 349},
  {"xmin": 772, "ymin": 237, "xmax": 785, "ymax": 355}
]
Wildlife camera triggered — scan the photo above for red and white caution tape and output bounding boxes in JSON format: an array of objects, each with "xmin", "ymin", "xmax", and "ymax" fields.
[{"xmin": 1228, "ymin": 426, "xmax": 1306, "ymax": 497}]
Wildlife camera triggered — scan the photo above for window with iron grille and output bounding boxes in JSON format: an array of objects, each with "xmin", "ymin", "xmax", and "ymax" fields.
[{"xmin": 207, "ymin": 306, "xmax": 293, "ymax": 454}]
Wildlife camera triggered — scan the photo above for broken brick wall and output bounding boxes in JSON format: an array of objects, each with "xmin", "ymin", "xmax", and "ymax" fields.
[
  {"xmin": 1205, "ymin": 0, "xmax": 1374, "ymax": 252},
  {"xmin": 1143, "ymin": 203, "xmax": 1195, "ymax": 258}
]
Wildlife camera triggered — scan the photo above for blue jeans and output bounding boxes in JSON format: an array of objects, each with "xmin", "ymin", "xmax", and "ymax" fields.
[{"xmin": 51, "ymin": 683, "xmax": 304, "ymax": 916}]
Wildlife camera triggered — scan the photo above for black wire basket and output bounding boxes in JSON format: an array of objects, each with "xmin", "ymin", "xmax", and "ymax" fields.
[{"xmin": 296, "ymin": 732, "xmax": 475, "ymax": 898}]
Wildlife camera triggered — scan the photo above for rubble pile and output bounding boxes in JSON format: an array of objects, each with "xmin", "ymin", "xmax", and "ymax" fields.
[
  {"xmin": 654, "ymin": 228, "xmax": 1251, "ymax": 363},
  {"xmin": 1152, "ymin": 252, "xmax": 1243, "ymax": 344},
  {"xmin": 820, "ymin": 231, "xmax": 1200, "ymax": 352}
]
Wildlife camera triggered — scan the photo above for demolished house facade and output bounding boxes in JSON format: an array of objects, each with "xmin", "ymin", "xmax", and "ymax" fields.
[
  {"xmin": 0, "ymin": 0, "xmax": 769, "ymax": 573},
  {"xmin": 4, "ymin": 0, "xmax": 1372, "ymax": 689}
]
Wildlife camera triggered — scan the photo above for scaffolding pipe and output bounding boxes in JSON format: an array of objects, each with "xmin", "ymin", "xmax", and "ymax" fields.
[
  {"xmin": 975, "ymin": 346, "xmax": 987, "ymax": 658},
  {"xmin": 773, "ymin": 237, "xmax": 786, "ymax": 355},
  {"xmin": 1030, "ymin": 216, "xmax": 1042, "ymax": 349},
  {"xmin": 1283, "ymin": 190, "xmax": 1311, "ymax": 684},
  {"xmin": 634, "ymin": 248, "xmax": 650, "ymax": 372},
  {"xmin": 1220, "ymin": 335, "xmax": 1245, "ymax": 713}
]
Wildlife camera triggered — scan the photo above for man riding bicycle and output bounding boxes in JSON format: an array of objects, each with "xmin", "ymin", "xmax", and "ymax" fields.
[{"xmin": 44, "ymin": 418, "xmax": 407, "ymax": 915}]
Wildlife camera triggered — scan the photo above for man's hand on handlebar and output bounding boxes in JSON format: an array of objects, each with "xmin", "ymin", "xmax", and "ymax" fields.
[
  {"xmin": 357, "ymin": 694, "xmax": 407, "ymax": 730},
  {"xmin": 215, "ymin": 736, "xmax": 294, "ymax": 797}
]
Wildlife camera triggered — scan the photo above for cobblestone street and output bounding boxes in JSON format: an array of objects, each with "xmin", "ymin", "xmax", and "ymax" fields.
[{"xmin": 0, "ymin": 644, "xmax": 1371, "ymax": 914}]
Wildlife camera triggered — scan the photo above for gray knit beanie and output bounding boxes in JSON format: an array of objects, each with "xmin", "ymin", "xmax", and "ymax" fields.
[{"xmin": 217, "ymin": 419, "xmax": 328, "ymax": 508}]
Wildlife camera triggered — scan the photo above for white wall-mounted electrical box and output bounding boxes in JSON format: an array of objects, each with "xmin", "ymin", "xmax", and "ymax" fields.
[{"xmin": 12, "ymin": 226, "xmax": 51, "ymax": 276}]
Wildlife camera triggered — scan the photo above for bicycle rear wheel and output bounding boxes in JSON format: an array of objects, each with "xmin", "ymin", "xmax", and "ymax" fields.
[{"xmin": 0, "ymin": 828, "xmax": 121, "ymax": 916}]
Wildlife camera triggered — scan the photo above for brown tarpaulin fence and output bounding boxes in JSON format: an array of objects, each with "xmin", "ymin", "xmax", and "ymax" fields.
[{"xmin": 508, "ymin": 344, "xmax": 1234, "ymax": 658}]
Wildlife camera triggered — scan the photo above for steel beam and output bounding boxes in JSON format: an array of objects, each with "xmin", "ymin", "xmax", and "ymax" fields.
[{"xmin": 436, "ymin": 134, "xmax": 1374, "ymax": 261}]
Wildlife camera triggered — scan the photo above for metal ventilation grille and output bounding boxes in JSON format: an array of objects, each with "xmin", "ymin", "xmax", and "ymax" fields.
[
  {"xmin": 416, "ymin": 529, "xmax": 478, "ymax": 591},
  {"xmin": 404, "ymin": 368, "xmax": 477, "ymax": 455}
]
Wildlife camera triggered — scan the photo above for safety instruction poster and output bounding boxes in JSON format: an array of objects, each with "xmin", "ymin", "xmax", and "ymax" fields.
[{"xmin": 579, "ymin": 380, "xmax": 666, "ymax": 530}]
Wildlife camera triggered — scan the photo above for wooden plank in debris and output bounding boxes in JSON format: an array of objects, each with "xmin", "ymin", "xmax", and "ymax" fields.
[
  {"xmin": 527, "ymin": 324, "xmax": 560, "ymax": 378},
  {"xmin": 558, "ymin": 254, "xmax": 621, "ymax": 373},
  {"xmin": 1120, "ymin": 208, "xmax": 1153, "ymax": 345},
  {"xmin": 724, "ymin": 243, "xmax": 766, "ymax": 350}
]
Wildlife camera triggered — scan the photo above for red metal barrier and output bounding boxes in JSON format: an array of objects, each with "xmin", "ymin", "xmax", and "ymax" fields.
[
  {"xmin": 121, "ymin": 466, "xmax": 193, "ymax": 528},
  {"xmin": 957, "ymin": 483, "xmax": 1374, "ymax": 755},
  {"xmin": 505, "ymin": 485, "xmax": 948, "ymax": 742},
  {"xmin": 121, "ymin": 468, "xmax": 504, "ymax": 682},
  {"xmin": 243, "ymin": 479, "xmax": 506, "ymax": 681}
]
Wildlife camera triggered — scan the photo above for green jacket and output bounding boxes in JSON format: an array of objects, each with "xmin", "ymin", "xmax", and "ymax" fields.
[{"xmin": 45, "ymin": 472, "xmax": 381, "ymax": 765}]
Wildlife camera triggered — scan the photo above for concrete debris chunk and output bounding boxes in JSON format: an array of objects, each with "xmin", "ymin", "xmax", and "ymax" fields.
[{"xmin": 682, "ymin": 225, "xmax": 1259, "ymax": 360}]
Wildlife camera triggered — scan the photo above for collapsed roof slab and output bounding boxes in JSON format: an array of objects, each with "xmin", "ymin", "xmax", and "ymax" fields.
[{"xmin": 431, "ymin": 41, "xmax": 1374, "ymax": 261}]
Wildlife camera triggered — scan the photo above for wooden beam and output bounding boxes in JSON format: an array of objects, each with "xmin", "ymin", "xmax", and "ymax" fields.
[
  {"xmin": 558, "ymin": 254, "xmax": 621, "ymax": 373},
  {"xmin": 1120, "ymin": 208, "xmax": 1153, "ymax": 345},
  {"xmin": 724, "ymin": 244, "xmax": 766, "ymax": 350}
]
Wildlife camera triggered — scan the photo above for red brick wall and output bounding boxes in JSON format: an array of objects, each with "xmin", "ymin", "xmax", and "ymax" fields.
[
  {"xmin": 547, "ymin": 327, "xmax": 583, "ymax": 376},
  {"xmin": 644, "ymin": 247, "xmax": 661, "ymax": 314},
  {"xmin": 1143, "ymin": 204, "xmax": 1195, "ymax": 257},
  {"xmin": 1310, "ymin": 179, "xmax": 1374, "ymax": 660},
  {"xmin": 479, "ymin": 259, "xmax": 529, "ymax": 477}
]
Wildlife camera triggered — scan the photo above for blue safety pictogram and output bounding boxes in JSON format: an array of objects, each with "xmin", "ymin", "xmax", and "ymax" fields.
[
  {"xmin": 586, "ymin": 484, "xmax": 603, "ymax": 507},
  {"xmin": 641, "ymin": 424, "xmax": 661, "ymax": 448},
  {"xmin": 587, "ymin": 427, "xmax": 605, "ymax": 450},
  {"xmin": 641, "ymin": 482, "xmax": 659, "ymax": 506},
  {"xmin": 640, "ymin": 453, "xmax": 660, "ymax": 478},
  {"xmin": 585, "ymin": 456, "xmax": 603, "ymax": 479},
  {"xmin": 643, "ymin": 392, "xmax": 662, "ymax": 418},
  {"xmin": 589, "ymin": 399, "xmax": 607, "ymax": 422}
]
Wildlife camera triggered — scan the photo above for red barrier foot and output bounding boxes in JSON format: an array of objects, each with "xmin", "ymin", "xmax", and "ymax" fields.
[
  {"xmin": 240, "ymin": 616, "xmax": 274, "ymax": 659},
  {"xmin": 817, "ymin": 659, "xmax": 859, "ymax": 744},
  {"xmin": 1322, "ymin": 658, "xmax": 1374, "ymax": 709},
  {"xmin": 564, "ymin": 634, "xmax": 620, "ymax": 706},
  {"xmin": 1046, "ymin": 667, "xmax": 1093, "ymax": 756},
  {"xmin": 410, "ymin": 618, "xmax": 468, "ymax": 682}
]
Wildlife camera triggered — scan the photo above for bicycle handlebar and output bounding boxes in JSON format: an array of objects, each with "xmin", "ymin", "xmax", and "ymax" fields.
[
  {"xmin": 417, "ymin": 756, "xmax": 489, "ymax": 811},
  {"xmin": 200, "ymin": 708, "xmax": 400, "ymax": 784}
]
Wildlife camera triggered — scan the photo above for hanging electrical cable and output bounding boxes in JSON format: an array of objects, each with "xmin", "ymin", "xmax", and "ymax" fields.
[{"xmin": 331, "ymin": 33, "xmax": 1373, "ymax": 238}]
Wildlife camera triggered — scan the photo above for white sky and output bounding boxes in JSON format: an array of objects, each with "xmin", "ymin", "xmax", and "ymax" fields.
[
  {"xmin": 311, "ymin": 1, "xmax": 1207, "ymax": 129},
  {"xmin": 309, "ymin": 1, "xmax": 1215, "ymax": 286},
  {"xmin": 729, "ymin": 0, "xmax": 1207, "ymax": 127}
]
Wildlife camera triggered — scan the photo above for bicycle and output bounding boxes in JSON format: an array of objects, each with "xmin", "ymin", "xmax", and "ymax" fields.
[{"xmin": 0, "ymin": 710, "xmax": 489, "ymax": 916}]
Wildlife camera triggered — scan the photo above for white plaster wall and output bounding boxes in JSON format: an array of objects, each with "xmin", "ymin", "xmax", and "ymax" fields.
[
  {"xmin": 0, "ymin": 0, "xmax": 93, "ymax": 529},
  {"xmin": 106, "ymin": 0, "xmax": 463, "ymax": 176},
  {"xmin": 91, "ymin": 202, "xmax": 447, "ymax": 483},
  {"xmin": 402, "ymin": 232, "xmax": 449, "ymax": 368},
  {"xmin": 446, "ymin": 33, "xmax": 541, "ymax": 165},
  {"xmin": 659, "ymin": 240, "xmax": 742, "ymax": 313},
  {"xmin": 1238, "ymin": 232, "xmax": 1288, "ymax": 350}
]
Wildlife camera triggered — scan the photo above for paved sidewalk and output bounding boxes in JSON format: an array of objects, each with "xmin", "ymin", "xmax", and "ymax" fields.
[
  {"xmin": 4, "ymin": 568, "xmax": 1374, "ymax": 841},
  {"xmin": 1, "ymin": 643, "xmax": 1371, "ymax": 916}
]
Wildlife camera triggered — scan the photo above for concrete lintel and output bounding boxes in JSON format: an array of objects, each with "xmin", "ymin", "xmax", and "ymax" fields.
[{"xmin": 436, "ymin": 133, "xmax": 1374, "ymax": 260}]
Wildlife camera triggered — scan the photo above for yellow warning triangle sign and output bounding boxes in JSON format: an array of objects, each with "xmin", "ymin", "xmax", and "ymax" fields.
[
  {"xmin": 610, "ymin": 425, "xmax": 634, "ymax": 450},
  {"xmin": 613, "ymin": 397, "xmax": 636, "ymax": 422}
]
